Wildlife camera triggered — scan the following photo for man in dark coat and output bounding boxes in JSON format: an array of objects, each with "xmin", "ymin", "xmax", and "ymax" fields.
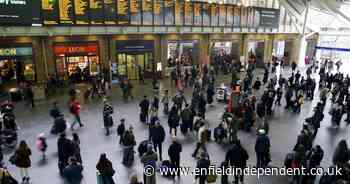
[
  {"xmin": 63, "ymin": 156, "xmax": 83, "ymax": 184},
  {"xmin": 198, "ymin": 94, "xmax": 207, "ymax": 119},
  {"xmin": 168, "ymin": 137, "xmax": 182, "ymax": 178},
  {"xmin": 139, "ymin": 96, "xmax": 150, "ymax": 123},
  {"xmin": 57, "ymin": 133, "xmax": 76, "ymax": 175},
  {"xmin": 253, "ymin": 77, "xmax": 262, "ymax": 91},
  {"xmin": 195, "ymin": 152, "xmax": 210, "ymax": 184},
  {"xmin": 150, "ymin": 121, "xmax": 166, "ymax": 161},
  {"xmin": 292, "ymin": 61, "xmax": 297, "ymax": 73},
  {"xmin": 168, "ymin": 109, "xmax": 180, "ymax": 136},
  {"xmin": 255, "ymin": 129, "xmax": 270, "ymax": 168},
  {"xmin": 225, "ymin": 140, "xmax": 249, "ymax": 184},
  {"xmin": 102, "ymin": 100, "xmax": 114, "ymax": 136},
  {"xmin": 181, "ymin": 104, "xmax": 193, "ymax": 134}
]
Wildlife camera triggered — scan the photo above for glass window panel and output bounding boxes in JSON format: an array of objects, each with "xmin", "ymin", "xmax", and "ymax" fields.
[
  {"xmin": 142, "ymin": 0, "xmax": 153, "ymax": 25},
  {"xmin": 194, "ymin": 2, "xmax": 202, "ymax": 26},
  {"xmin": 130, "ymin": 0, "xmax": 141, "ymax": 25},
  {"xmin": 227, "ymin": 5, "xmax": 234, "ymax": 27},
  {"xmin": 184, "ymin": 1, "xmax": 193, "ymax": 25},
  {"xmin": 234, "ymin": 6, "xmax": 240, "ymax": 27},
  {"xmin": 253, "ymin": 9, "xmax": 260, "ymax": 28},
  {"xmin": 211, "ymin": 4, "xmax": 219, "ymax": 26},
  {"xmin": 175, "ymin": 0, "xmax": 184, "ymax": 25},
  {"xmin": 164, "ymin": 0, "xmax": 175, "ymax": 25},
  {"xmin": 241, "ymin": 7, "xmax": 247, "ymax": 27},
  {"xmin": 203, "ymin": 3, "xmax": 210, "ymax": 26},
  {"xmin": 219, "ymin": 5, "xmax": 226, "ymax": 26},
  {"xmin": 154, "ymin": 0, "xmax": 164, "ymax": 25}
]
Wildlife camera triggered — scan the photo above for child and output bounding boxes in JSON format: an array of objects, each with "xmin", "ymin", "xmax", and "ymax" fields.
[{"xmin": 36, "ymin": 133, "xmax": 47, "ymax": 160}]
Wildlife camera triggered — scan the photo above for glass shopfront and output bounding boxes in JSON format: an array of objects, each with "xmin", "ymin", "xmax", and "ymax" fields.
[
  {"xmin": 167, "ymin": 41, "xmax": 199, "ymax": 67},
  {"xmin": 210, "ymin": 41, "xmax": 240, "ymax": 63},
  {"xmin": 115, "ymin": 41, "xmax": 154, "ymax": 80},
  {"xmin": 248, "ymin": 41, "xmax": 265, "ymax": 68},
  {"xmin": 53, "ymin": 43, "xmax": 100, "ymax": 81},
  {"xmin": 0, "ymin": 46, "xmax": 35, "ymax": 87}
]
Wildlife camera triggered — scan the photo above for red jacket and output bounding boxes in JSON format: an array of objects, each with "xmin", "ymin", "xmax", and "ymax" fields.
[{"xmin": 70, "ymin": 101, "xmax": 81, "ymax": 115}]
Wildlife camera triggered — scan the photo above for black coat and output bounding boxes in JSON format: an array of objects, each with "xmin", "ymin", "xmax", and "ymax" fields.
[
  {"xmin": 225, "ymin": 145, "xmax": 249, "ymax": 168},
  {"xmin": 255, "ymin": 135, "xmax": 270, "ymax": 154},
  {"xmin": 57, "ymin": 137, "xmax": 75, "ymax": 163},
  {"xmin": 150, "ymin": 125, "xmax": 165, "ymax": 144},
  {"xmin": 139, "ymin": 99, "xmax": 150, "ymax": 113},
  {"xmin": 63, "ymin": 163, "xmax": 83, "ymax": 184},
  {"xmin": 168, "ymin": 142, "xmax": 182, "ymax": 159},
  {"xmin": 196, "ymin": 158, "xmax": 210, "ymax": 178},
  {"xmin": 168, "ymin": 113, "xmax": 180, "ymax": 128}
]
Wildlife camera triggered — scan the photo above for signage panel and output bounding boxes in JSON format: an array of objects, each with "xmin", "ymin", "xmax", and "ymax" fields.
[
  {"xmin": 90, "ymin": 0, "xmax": 104, "ymax": 24},
  {"xmin": 54, "ymin": 44, "xmax": 98, "ymax": 55},
  {"xmin": 0, "ymin": 47, "xmax": 33, "ymax": 56},
  {"xmin": 74, "ymin": 0, "xmax": 89, "ymax": 24},
  {"xmin": 256, "ymin": 7, "xmax": 280, "ymax": 28},
  {"xmin": 104, "ymin": 0, "xmax": 116, "ymax": 24},
  {"xmin": 0, "ymin": 0, "xmax": 41, "ymax": 25}
]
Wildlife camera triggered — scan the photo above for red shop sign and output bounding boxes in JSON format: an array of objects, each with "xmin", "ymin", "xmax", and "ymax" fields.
[{"xmin": 54, "ymin": 44, "xmax": 98, "ymax": 55}]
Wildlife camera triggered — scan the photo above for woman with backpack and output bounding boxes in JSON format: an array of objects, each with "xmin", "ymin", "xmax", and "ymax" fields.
[
  {"xmin": 96, "ymin": 153, "xmax": 116, "ymax": 184},
  {"xmin": 14, "ymin": 140, "xmax": 32, "ymax": 183}
]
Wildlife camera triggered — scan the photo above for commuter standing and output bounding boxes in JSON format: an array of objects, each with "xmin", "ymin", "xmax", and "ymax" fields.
[
  {"xmin": 96, "ymin": 153, "xmax": 116, "ymax": 184},
  {"xmin": 122, "ymin": 126, "xmax": 136, "ymax": 166},
  {"xmin": 255, "ymin": 129, "xmax": 271, "ymax": 168},
  {"xmin": 195, "ymin": 152, "xmax": 210, "ymax": 184},
  {"xmin": 150, "ymin": 121, "xmax": 166, "ymax": 161},
  {"xmin": 63, "ymin": 156, "xmax": 83, "ymax": 184},
  {"xmin": 225, "ymin": 140, "xmax": 249, "ymax": 184},
  {"xmin": 58, "ymin": 133, "xmax": 76, "ymax": 175},
  {"xmin": 102, "ymin": 99, "xmax": 114, "ymax": 136},
  {"xmin": 168, "ymin": 136, "xmax": 182, "ymax": 178},
  {"xmin": 14, "ymin": 140, "xmax": 32, "ymax": 183},
  {"xmin": 141, "ymin": 145, "xmax": 158, "ymax": 184},
  {"xmin": 117, "ymin": 119, "xmax": 126, "ymax": 144},
  {"xmin": 139, "ymin": 96, "xmax": 150, "ymax": 123}
]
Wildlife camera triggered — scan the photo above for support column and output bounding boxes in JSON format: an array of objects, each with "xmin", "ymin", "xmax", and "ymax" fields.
[{"xmin": 298, "ymin": 0, "xmax": 311, "ymax": 67}]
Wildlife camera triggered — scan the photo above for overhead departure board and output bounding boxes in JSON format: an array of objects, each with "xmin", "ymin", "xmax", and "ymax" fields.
[
  {"xmin": 90, "ymin": 0, "xmax": 104, "ymax": 24},
  {"xmin": 74, "ymin": 0, "xmax": 89, "ymax": 24},
  {"xmin": 0, "ymin": 0, "xmax": 41, "ymax": 25},
  {"xmin": 58, "ymin": 0, "xmax": 74, "ymax": 24},
  {"xmin": 202, "ymin": 3, "xmax": 210, "ymax": 26},
  {"xmin": 234, "ymin": 6, "xmax": 240, "ymax": 27},
  {"xmin": 130, "ymin": 0, "xmax": 141, "ymax": 25},
  {"xmin": 194, "ymin": 2, "xmax": 202, "ymax": 26},
  {"xmin": 104, "ymin": 0, "xmax": 116, "ymax": 24},
  {"xmin": 117, "ymin": 0, "xmax": 129, "ymax": 25},
  {"xmin": 142, "ymin": 0, "xmax": 153, "ymax": 25},
  {"xmin": 164, "ymin": 0, "xmax": 174, "ymax": 25},
  {"xmin": 175, "ymin": 0, "xmax": 184, "ymax": 25},
  {"xmin": 154, "ymin": 0, "xmax": 163, "ymax": 25},
  {"xmin": 184, "ymin": 1, "xmax": 193, "ymax": 25},
  {"xmin": 42, "ymin": 0, "xmax": 59, "ymax": 25},
  {"xmin": 227, "ymin": 5, "xmax": 233, "ymax": 27}
]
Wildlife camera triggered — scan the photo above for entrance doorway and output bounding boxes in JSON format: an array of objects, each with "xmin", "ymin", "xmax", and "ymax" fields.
[{"xmin": 117, "ymin": 52, "xmax": 153, "ymax": 80}]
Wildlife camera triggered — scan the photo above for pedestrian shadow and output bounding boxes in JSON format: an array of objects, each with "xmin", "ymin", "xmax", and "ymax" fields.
[{"xmin": 37, "ymin": 158, "xmax": 48, "ymax": 166}]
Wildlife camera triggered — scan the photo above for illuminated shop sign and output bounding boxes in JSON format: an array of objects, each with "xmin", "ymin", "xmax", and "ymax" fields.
[
  {"xmin": 0, "ymin": 47, "xmax": 33, "ymax": 56},
  {"xmin": 54, "ymin": 44, "xmax": 98, "ymax": 55}
]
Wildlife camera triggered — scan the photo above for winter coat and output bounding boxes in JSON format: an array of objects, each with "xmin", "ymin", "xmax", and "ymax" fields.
[
  {"xmin": 168, "ymin": 113, "xmax": 180, "ymax": 128},
  {"xmin": 122, "ymin": 131, "xmax": 136, "ymax": 147},
  {"xmin": 58, "ymin": 137, "xmax": 75, "ymax": 164},
  {"xmin": 168, "ymin": 142, "xmax": 182, "ymax": 160},
  {"xmin": 333, "ymin": 145, "xmax": 350, "ymax": 165},
  {"xmin": 139, "ymin": 99, "xmax": 150, "ymax": 113},
  {"xmin": 15, "ymin": 147, "xmax": 31, "ymax": 168},
  {"xmin": 181, "ymin": 108, "xmax": 192, "ymax": 122},
  {"xmin": 63, "ymin": 163, "xmax": 83, "ymax": 184},
  {"xmin": 255, "ymin": 135, "xmax": 270, "ymax": 154},
  {"xmin": 195, "ymin": 158, "xmax": 210, "ymax": 178},
  {"xmin": 96, "ymin": 159, "xmax": 116, "ymax": 184},
  {"xmin": 70, "ymin": 101, "xmax": 81, "ymax": 116},
  {"xmin": 225, "ymin": 145, "xmax": 249, "ymax": 168},
  {"xmin": 150, "ymin": 125, "xmax": 165, "ymax": 144},
  {"xmin": 117, "ymin": 123, "xmax": 125, "ymax": 136},
  {"xmin": 50, "ymin": 107, "xmax": 62, "ymax": 119},
  {"xmin": 141, "ymin": 151, "xmax": 158, "ymax": 184}
]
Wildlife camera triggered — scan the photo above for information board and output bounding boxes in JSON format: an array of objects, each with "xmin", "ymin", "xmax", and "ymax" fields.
[
  {"xmin": 142, "ymin": 0, "xmax": 153, "ymax": 25},
  {"xmin": 219, "ymin": 5, "xmax": 226, "ymax": 26},
  {"xmin": 90, "ymin": 0, "xmax": 104, "ymax": 24},
  {"xmin": 202, "ymin": 3, "xmax": 210, "ymax": 26},
  {"xmin": 175, "ymin": 0, "xmax": 184, "ymax": 25},
  {"xmin": 58, "ymin": 0, "xmax": 74, "ymax": 24},
  {"xmin": 234, "ymin": 6, "xmax": 240, "ymax": 27},
  {"xmin": 154, "ymin": 0, "xmax": 163, "ymax": 25},
  {"xmin": 227, "ymin": 5, "xmax": 233, "ymax": 27},
  {"xmin": 74, "ymin": 0, "xmax": 89, "ymax": 24},
  {"xmin": 117, "ymin": 0, "xmax": 129, "ymax": 25},
  {"xmin": 164, "ymin": 0, "xmax": 174, "ymax": 25},
  {"xmin": 184, "ymin": 1, "xmax": 193, "ymax": 25},
  {"xmin": 0, "ymin": 0, "xmax": 41, "ymax": 25},
  {"xmin": 256, "ymin": 8, "xmax": 280, "ymax": 28},
  {"xmin": 130, "ymin": 0, "xmax": 141, "ymax": 25},
  {"xmin": 104, "ymin": 0, "xmax": 116, "ymax": 24},
  {"xmin": 42, "ymin": 0, "xmax": 59, "ymax": 25},
  {"xmin": 211, "ymin": 4, "xmax": 218, "ymax": 26}
]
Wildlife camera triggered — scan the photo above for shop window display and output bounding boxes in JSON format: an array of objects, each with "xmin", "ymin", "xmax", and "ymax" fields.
[{"xmin": 167, "ymin": 41, "xmax": 196, "ymax": 67}]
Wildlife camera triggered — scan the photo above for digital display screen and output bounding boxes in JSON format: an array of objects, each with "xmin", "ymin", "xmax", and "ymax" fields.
[
  {"xmin": 0, "ymin": 0, "xmax": 41, "ymax": 25},
  {"xmin": 202, "ymin": 3, "xmax": 210, "ymax": 26},
  {"xmin": 194, "ymin": 2, "xmax": 202, "ymax": 26},
  {"xmin": 58, "ymin": 0, "xmax": 74, "ymax": 24},
  {"xmin": 130, "ymin": 0, "xmax": 141, "ymax": 25},
  {"xmin": 227, "ymin": 5, "xmax": 233, "ymax": 27},
  {"xmin": 90, "ymin": 0, "xmax": 104, "ymax": 24},
  {"xmin": 184, "ymin": 1, "xmax": 193, "ymax": 25},
  {"xmin": 175, "ymin": 0, "xmax": 184, "ymax": 25},
  {"xmin": 154, "ymin": 0, "xmax": 163, "ymax": 25},
  {"xmin": 42, "ymin": 0, "xmax": 59, "ymax": 25},
  {"xmin": 211, "ymin": 4, "xmax": 218, "ymax": 26},
  {"xmin": 219, "ymin": 5, "xmax": 226, "ymax": 26},
  {"xmin": 117, "ymin": 0, "xmax": 129, "ymax": 25},
  {"xmin": 74, "ymin": 0, "xmax": 89, "ymax": 24},
  {"xmin": 104, "ymin": 0, "xmax": 116, "ymax": 24}
]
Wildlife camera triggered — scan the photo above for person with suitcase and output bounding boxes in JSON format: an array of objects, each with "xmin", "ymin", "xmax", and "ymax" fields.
[{"xmin": 139, "ymin": 96, "xmax": 150, "ymax": 123}]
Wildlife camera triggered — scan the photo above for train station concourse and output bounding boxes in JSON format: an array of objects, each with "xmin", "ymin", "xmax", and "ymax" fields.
[{"xmin": 0, "ymin": 0, "xmax": 350, "ymax": 184}]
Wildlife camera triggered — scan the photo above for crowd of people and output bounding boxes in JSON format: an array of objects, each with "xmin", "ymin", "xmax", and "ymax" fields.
[{"xmin": 1, "ymin": 55, "xmax": 350, "ymax": 184}]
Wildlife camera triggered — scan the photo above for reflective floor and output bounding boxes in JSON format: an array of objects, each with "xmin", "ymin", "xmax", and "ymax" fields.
[{"xmin": 2, "ymin": 65, "xmax": 350, "ymax": 184}]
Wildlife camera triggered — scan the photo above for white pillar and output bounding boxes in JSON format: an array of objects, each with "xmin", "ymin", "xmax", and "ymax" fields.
[{"xmin": 298, "ymin": 0, "xmax": 311, "ymax": 67}]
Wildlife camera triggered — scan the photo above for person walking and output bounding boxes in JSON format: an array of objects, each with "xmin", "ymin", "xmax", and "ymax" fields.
[
  {"xmin": 96, "ymin": 153, "xmax": 116, "ymax": 184},
  {"xmin": 161, "ymin": 90, "xmax": 170, "ymax": 115},
  {"xmin": 36, "ymin": 133, "xmax": 47, "ymax": 160},
  {"xmin": 63, "ymin": 156, "xmax": 83, "ymax": 184},
  {"xmin": 69, "ymin": 97, "xmax": 84, "ymax": 130},
  {"xmin": 117, "ymin": 119, "xmax": 126, "ymax": 144},
  {"xmin": 141, "ymin": 145, "xmax": 158, "ymax": 184},
  {"xmin": 168, "ymin": 108, "xmax": 180, "ymax": 136},
  {"xmin": 58, "ymin": 133, "xmax": 76, "ymax": 175},
  {"xmin": 139, "ymin": 96, "xmax": 150, "ymax": 123},
  {"xmin": 255, "ymin": 129, "xmax": 271, "ymax": 168},
  {"xmin": 102, "ymin": 99, "xmax": 114, "ymax": 136},
  {"xmin": 180, "ymin": 104, "xmax": 192, "ymax": 134},
  {"xmin": 122, "ymin": 126, "xmax": 136, "ymax": 166},
  {"xmin": 72, "ymin": 133, "xmax": 82, "ymax": 164},
  {"xmin": 195, "ymin": 152, "xmax": 210, "ymax": 184},
  {"xmin": 168, "ymin": 136, "xmax": 182, "ymax": 178},
  {"xmin": 150, "ymin": 121, "xmax": 166, "ymax": 161},
  {"xmin": 225, "ymin": 140, "xmax": 249, "ymax": 184},
  {"xmin": 332, "ymin": 140, "xmax": 350, "ymax": 166},
  {"xmin": 14, "ymin": 140, "xmax": 32, "ymax": 182}
]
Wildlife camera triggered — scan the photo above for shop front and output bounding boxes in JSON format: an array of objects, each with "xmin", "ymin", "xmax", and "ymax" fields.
[
  {"xmin": 0, "ymin": 46, "xmax": 35, "ymax": 89},
  {"xmin": 53, "ymin": 42, "xmax": 100, "ymax": 81},
  {"xmin": 167, "ymin": 40, "xmax": 200, "ymax": 67},
  {"xmin": 273, "ymin": 40, "xmax": 293, "ymax": 65},
  {"xmin": 247, "ymin": 41, "xmax": 265, "ymax": 68},
  {"xmin": 115, "ymin": 41, "xmax": 154, "ymax": 80},
  {"xmin": 210, "ymin": 41, "xmax": 240, "ymax": 63}
]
